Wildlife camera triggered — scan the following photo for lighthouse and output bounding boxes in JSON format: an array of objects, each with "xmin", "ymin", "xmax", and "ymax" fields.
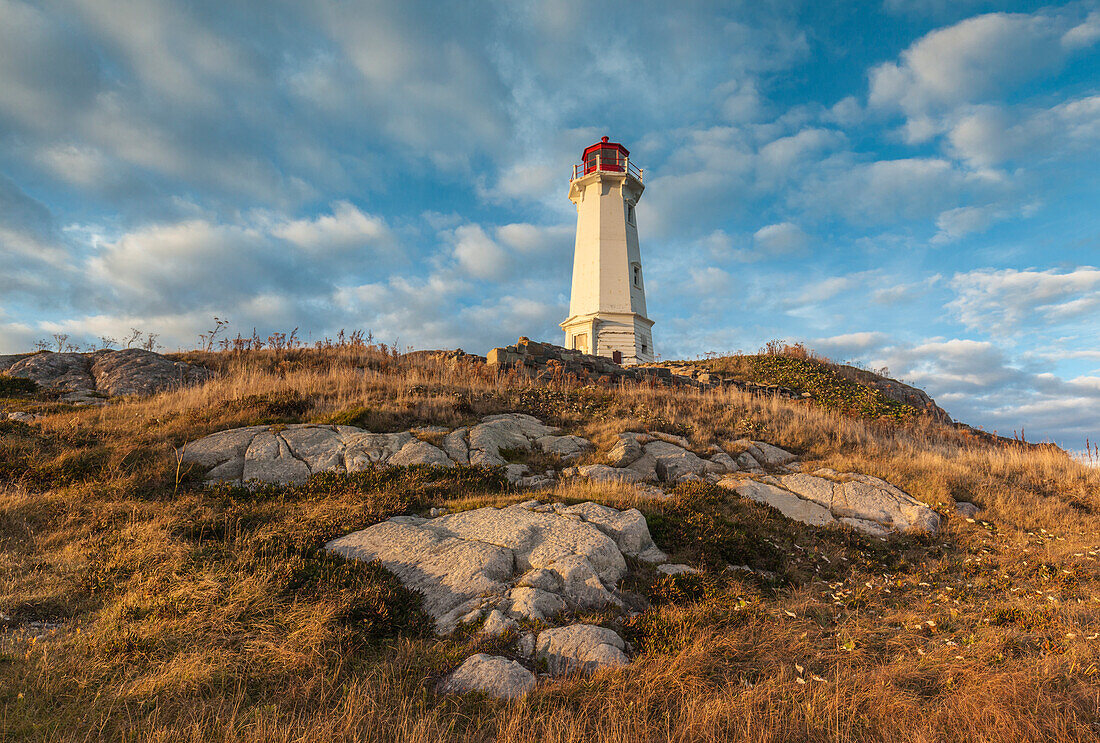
[{"xmin": 560, "ymin": 136, "xmax": 655, "ymax": 365}]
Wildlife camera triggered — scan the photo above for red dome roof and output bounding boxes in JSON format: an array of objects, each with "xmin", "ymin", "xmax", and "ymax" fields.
[{"xmin": 582, "ymin": 135, "xmax": 629, "ymax": 159}]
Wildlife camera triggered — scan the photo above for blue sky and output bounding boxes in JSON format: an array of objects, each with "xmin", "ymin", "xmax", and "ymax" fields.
[{"xmin": 1, "ymin": 1, "xmax": 1099, "ymax": 447}]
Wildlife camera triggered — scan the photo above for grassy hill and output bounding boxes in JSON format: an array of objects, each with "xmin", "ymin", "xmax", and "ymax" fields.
[
  {"xmin": 1, "ymin": 342, "xmax": 1098, "ymax": 742},
  {"xmin": 659, "ymin": 343, "xmax": 952, "ymax": 424}
]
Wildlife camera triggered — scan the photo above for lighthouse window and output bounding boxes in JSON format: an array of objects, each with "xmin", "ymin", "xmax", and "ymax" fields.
[
  {"xmin": 626, "ymin": 203, "xmax": 636, "ymax": 225},
  {"xmin": 632, "ymin": 264, "xmax": 641, "ymax": 288}
]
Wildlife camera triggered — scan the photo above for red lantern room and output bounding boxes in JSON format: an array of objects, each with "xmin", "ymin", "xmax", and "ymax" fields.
[{"xmin": 572, "ymin": 136, "xmax": 643, "ymax": 182}]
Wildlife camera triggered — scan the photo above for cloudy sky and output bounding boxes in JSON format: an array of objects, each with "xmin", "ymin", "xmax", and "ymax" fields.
[{"xmin": 1, "ymin": 1, "xmax": 1099, "ymax": 447}]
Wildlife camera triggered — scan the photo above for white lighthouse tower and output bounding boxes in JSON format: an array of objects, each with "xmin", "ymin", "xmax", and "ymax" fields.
[{"xmin": 560, "ymin": 136, "xmax": 654, "ymax": 365}]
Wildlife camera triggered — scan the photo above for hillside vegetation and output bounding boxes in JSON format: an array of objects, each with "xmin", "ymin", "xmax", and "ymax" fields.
[
  {"xmin": 667, "ymin": 343, "xmax": 950, "ymax": 424},
  {"xmin": 1, "ymin": 342, "xmax": 1098, "ymax": 742}
]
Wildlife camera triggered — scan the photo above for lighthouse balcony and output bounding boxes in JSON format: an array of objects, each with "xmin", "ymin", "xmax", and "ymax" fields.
[{"xmin": 572, "ymin": 156, "xmax": 644, "ymax": 183}]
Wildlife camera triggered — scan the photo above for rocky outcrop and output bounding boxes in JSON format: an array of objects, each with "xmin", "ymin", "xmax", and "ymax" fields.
[
  {"xmin": 1, "ymin": 349, "xmax": 209, "ymax": 401},
  {"xmin": 184, "ymin": 413, "xmax": 937, "ymax": 536},
  {"xmin": 325, "ymin": 499, "xmax": 666, "ymax": 636},
  {"xmin": 182, "ymin": 413, "xmax": 588, "ymax": 487},
  {"xmin": 329, "ymin": 499, "xmax": 646, "ymax": 696},
  {"xmin": 570, "ymin": 431, "xmax": 772, "ymax": 484}
]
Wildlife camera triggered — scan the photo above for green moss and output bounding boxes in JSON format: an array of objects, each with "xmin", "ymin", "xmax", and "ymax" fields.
[{"xmin": 706, "ymin": 354, "xmax": 922, "ymax": 421}]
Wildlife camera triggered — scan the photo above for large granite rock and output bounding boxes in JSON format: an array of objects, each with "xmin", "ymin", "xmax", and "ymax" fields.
[
  {"xmin": 91, "ymin": 349, "xmax": 211, "ymax": 396},
  {"xmin": 3, "ymin": 349, "xmax": 209, "ymax": 399},
  {"xmin": 438, "ymin": 654, "xmax": 535, "ymax": 699},
  {"xmin": 325, "ymin": 500, "xmax": 665, "ymax": 634},
  {"xmin": 5, "ymin": 353, "xmax": 94, "ymax": 393}
]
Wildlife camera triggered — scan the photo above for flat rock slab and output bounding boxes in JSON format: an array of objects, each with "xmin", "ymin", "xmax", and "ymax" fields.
[
  {"xmin": 438, "ymin": 654, "xmax": 535, "ymax": 699},
  {"xmin": 5, "ymin": 349, "xmax": 209, "ymax": 397},
  {"xmin": 719, "ymin": 470, "xmax": 940, "ymax": 536},
  {"xmin": 325, "ymin": 500, "xmax": 666, "ymax": 634},
  {"xmin": 729, "ymin": 479, "xmax": 835, "ymax": 526}
]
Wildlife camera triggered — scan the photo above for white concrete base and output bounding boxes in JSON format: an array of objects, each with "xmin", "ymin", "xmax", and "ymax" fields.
[{"xmin": 561, "ymin": 311, "xmax": 654, "ymax": 366}]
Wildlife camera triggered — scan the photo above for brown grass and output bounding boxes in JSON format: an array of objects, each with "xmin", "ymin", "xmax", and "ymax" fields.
[{"xmin": 1, "ymin": 346, "xmax": 1099, "ymax": 742}]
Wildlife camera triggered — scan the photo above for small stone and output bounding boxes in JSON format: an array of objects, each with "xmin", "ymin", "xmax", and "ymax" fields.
[
  {"xmin": 750, "ymin": 441, "xmax": 797, "ymax": 466},
  {"xmin": 505, "ymin": 463, "xmax": 531, "ymax": 483},
  {"xmin": 482, "ymin": 609, "xmax": 518, "ymax": 637},
  {"xmin": 656, "ymin": 563, "xmax": 699, "ymax": 576},
  {"xmin": 516, "ymin": 632, "xmax": 536, "ymax": 658},
  {"xmin": 955, "ymin": 501, "xmax": 980, "ymax": 518}
]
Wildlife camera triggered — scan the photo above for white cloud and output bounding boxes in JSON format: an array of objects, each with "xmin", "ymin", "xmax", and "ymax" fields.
[
  {"xmin": 810, "ymin": 331, "xmax": 891, "ymax": 359},
  {"xmin": 932, "ymin": 204, "xmax": 1006, "ymax": 243},
  {"xmin": 947, "ymin": 95, "xmax": 1100, "ymax": 168},
  {"xmin": 947, "ymin": 266, "xmax": 1100, "ymax": 335},
  {"xmin": 495, "ymin": 222, "xmax": 572, "ymax": 255},
  {"xmin": 799, "ymin": 331, "xmax": 1100, "ymax": 444},
  {"xmin": 868, "ymin": 12, "xmax": 1080, "ymax": 121},
  {"xmin": 871, "ymin": 274, "xmax": 942, "ymax": 304},
  {"xmin": 688, "ymin": 266, "xmax": 733, "ymax": 295},
  {"xmin": 753, "ymin": 222, "xmax": 810, "ymax": 256},
  {"xmin": 450, "ymin": 224, "xmax": 510, "ymax": 280},
  {"xmin": 271, "ymin": 200, "xmax": 391, "ymax": 255},
  {"xmin": 797, "ymin": 156, "xmax": 1007, "ymax": 225}
]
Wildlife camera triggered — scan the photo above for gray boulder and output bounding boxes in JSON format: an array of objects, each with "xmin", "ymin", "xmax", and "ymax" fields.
[
  {"xmin": 438, "ymin": 654, "xmax": 535, "ymax": 699},
  {"xmin": 91, "ymin": 349, "xmax": 211, "ymax": 396},
  {"xmin": 243, "ymin": 432, "xmax": 312, "ymax": 485},
  {"xmin": 645, "ymin": 440, "xmax": 709, "ymax": 482},
  {"xmin": 537, "ymin": 434, "xmax": 592, "ymax": 461},
  {"xmin": 721, "ymin": 470, "xmax": 940, "ymax": 536},
  {"xmin": 6, "ymin": 353, "xmax": 94, "ymax": 393},
  {"xmin": 536, "ymin": 624, "xmax": 629, "ymax": 676},
  {"xmin": 5, "ymin": 349, "xmax": 209, "ymax": 398},
  {"xmin": 389, "ymin": 439, "xmax": 452, "ymax": 466},
  {"xmin": 608, "ymin": 433, "xmax": 646, "ymax": 467}
]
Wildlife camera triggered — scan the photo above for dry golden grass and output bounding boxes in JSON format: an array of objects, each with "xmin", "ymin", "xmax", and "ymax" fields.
[{"xmin": 1, "ymin": 346, "xmax": 1098, "ymax": 742}]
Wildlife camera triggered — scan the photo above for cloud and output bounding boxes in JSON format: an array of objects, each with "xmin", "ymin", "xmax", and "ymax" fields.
[
  {"xmin": 804, "ymin": 331, "xmax": 1100, "ymax": 444},
  {"xmin": 688, "ymin": 266, "xmax": 733, "ymax": 295},
  {"xmin": 450, "ymin": 224, "xmax": 511, "ymax": 280},
  {"xmin": 83, "ymin": 202, "xmax": 397, "ymax": 315},
  {"xmin": 947, "ymin": 266, "xmax": 1100, "ymax": 335},
  {"xmin": 753, "ymin": 222, "xmax": 810, "ymax": 256},
  {"xmin": 270, "ymin": 201, "xmax": 392, "ymax": 256},
  {"xmin": 871, "ymin": 274, "xmax": 942, "ymax": 304},
  {"xmin": 932, "ymin": 205, "xmax": 1006, "ymax": 243},
  {"xmin": 797, "ymin": 156, "xmax": 1007, "ymax": 225},
  {"xmin": 868, "ymin": 11, "xmax": 1088, "ymax": 122},
  {"xmin": 946, "ymin": 95, "xmax": 1100, "ymax": 168},
  {"xmin": 810, "ymin": 331, "xmax": 891, "ymax": 359}
]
